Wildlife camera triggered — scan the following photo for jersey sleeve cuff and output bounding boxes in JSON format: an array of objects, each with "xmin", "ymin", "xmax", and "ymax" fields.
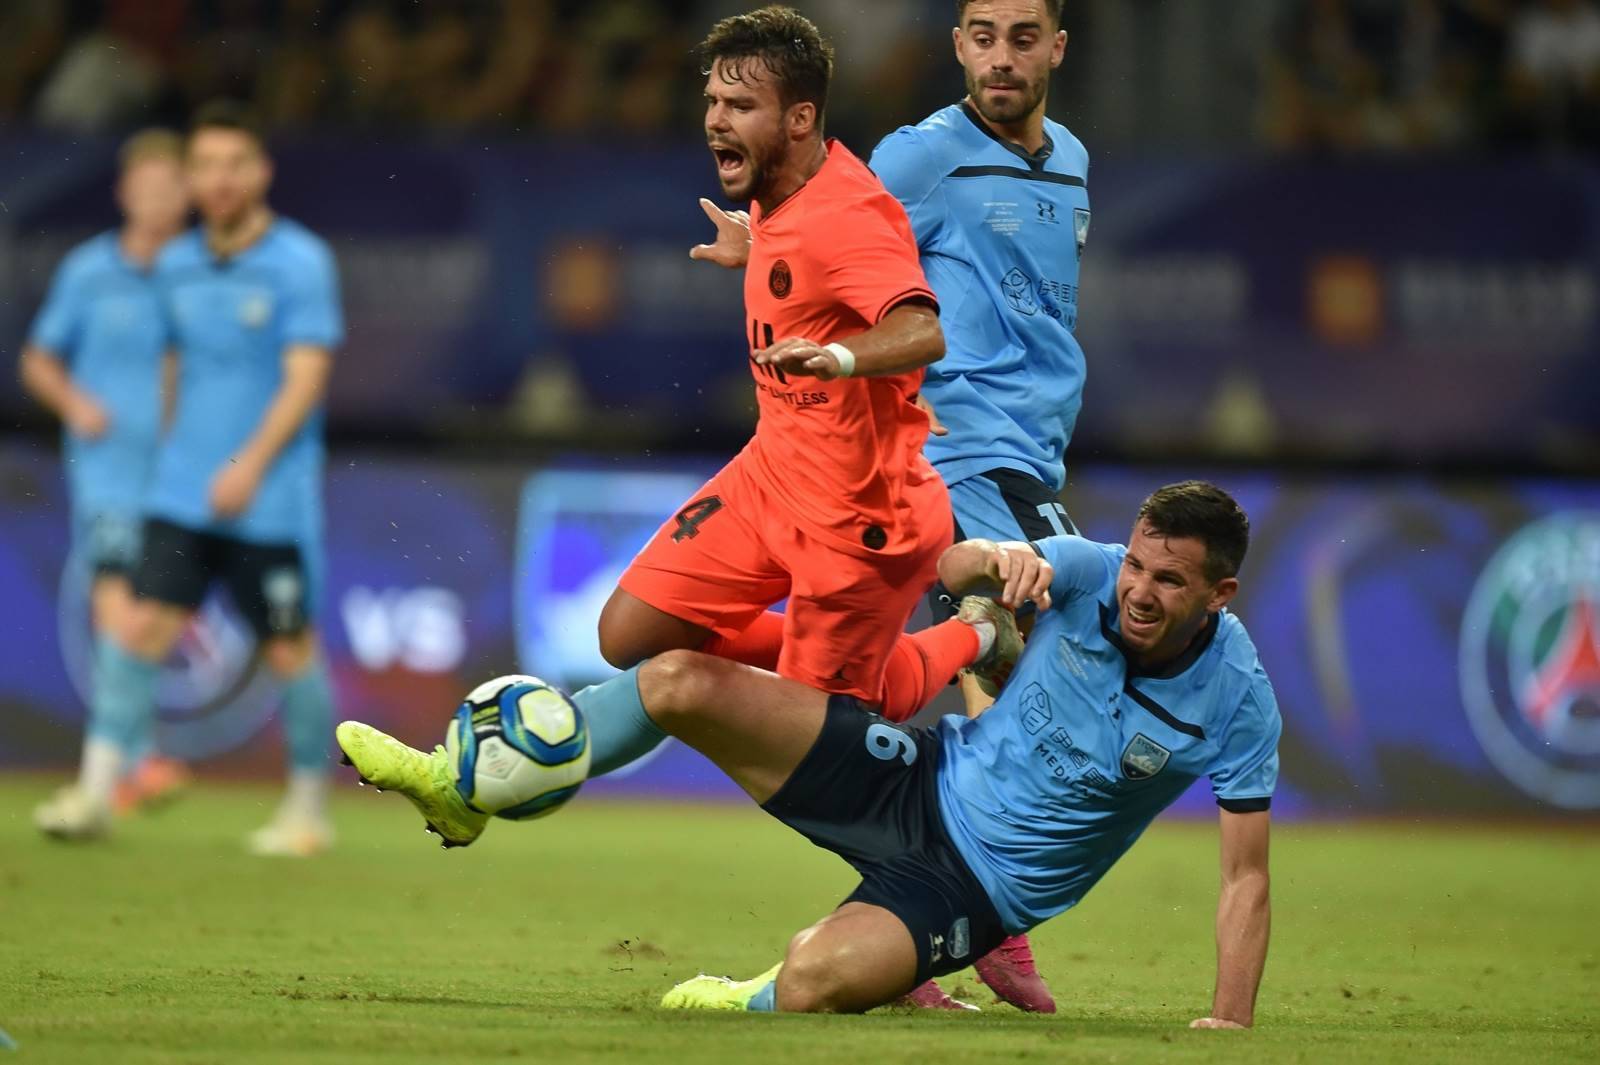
[
  {"xmin": 1216, "ymin": 796, "xmax": 1271, "ymax": 814},
  {"xmin": 873, "ymin": 288, "xmax": 939, "ymax": 324}
]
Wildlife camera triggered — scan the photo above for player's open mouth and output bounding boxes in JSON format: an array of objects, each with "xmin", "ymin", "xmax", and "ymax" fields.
[
  {"xmin": 712, "ymin": 146, "xmax": 746, "ymax": 176},
  {"xmin": 1124, "ymin": 605, "xmax": 1160, "ymax": 634}
]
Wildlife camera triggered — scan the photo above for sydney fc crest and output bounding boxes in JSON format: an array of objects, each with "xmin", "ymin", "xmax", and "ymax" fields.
[
  {"xmin": 1074, "ymin": 207, "xmax": 1091, "ymax": 259},
  {"xmin": 1121, "ymin": 733, "xmax": 1171, "ymax": 780},
  {"xmin": 1459, "ymin": 513, "xmax": 1600, "ymax": 808}
]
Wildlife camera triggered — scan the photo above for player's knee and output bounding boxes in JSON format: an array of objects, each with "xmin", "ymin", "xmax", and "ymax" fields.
[
  {"xmin": 636, "ymin": 649, "xmax": 721, "ymax": 726},
  {"xmin": 115, "ymin": 601, "xmax": 178, "ymax": 662},
  {"xmin": 776, "ymin": 930, "xmax": 847, "ymax": 1013},
  {"xmin": 262, "ymin": 632, "xmax": 315, "ymax": 678}
]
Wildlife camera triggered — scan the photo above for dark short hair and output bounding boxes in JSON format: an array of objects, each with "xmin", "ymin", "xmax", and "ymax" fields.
[
  {"xmin": 697, "ymin": 5, "xmax": 834, "ymax": 115},
  {"xmin": 1135, "ymin": 481, "xmax": 1250, "ymax": 583},
  {"xmin": 956, "ymin": 0, "xmax": 1063, "ymax": 27},
  {"xmin": 188, "ymin": 99, "xmax": 267, "ymax": 151}
]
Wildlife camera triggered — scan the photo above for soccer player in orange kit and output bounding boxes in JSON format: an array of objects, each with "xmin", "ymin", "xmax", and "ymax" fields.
[{"xmin": 596, "ymin": 6, "xmax": 1003, "ymax": 735}]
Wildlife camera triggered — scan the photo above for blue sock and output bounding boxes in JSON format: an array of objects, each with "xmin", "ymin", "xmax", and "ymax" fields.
[
  {"xmin": 571, "ymin": 666, "xmax": 666, "ymax": 777},
  {"xmin": 747, "ymin": 979, "xmax": 777, "ymax": 1012},
  {"xmin": 89, "ymin": 639, "xmax": 159, "ymax": 752},
  {"xmin": 280, "ymin": 660, "xmax": 336, "ymax": 772}
]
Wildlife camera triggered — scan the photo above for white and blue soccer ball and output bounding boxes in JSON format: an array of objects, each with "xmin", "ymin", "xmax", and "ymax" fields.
[{"xmin": 444, "ymin": 674, "xmax": 590, "ymax": 821}]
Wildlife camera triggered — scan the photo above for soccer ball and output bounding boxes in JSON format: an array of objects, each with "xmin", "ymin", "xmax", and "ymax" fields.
[{"xmin": 444, "ymin": 674, "xmax": 590, "ymax": 821}]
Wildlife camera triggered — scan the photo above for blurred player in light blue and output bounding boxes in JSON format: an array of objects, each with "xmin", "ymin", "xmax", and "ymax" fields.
[
  {"xmin": 36, "ymin": 101, "xmax": 344, "ymax": 855},
  {"xmin": 24, "ymin": 129, "xmax": 193, "ymax": 833}
]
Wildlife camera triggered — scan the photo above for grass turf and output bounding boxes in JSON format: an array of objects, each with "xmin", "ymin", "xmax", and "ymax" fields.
[{"xmin": 0, "ymin": 778, "xmax": 1596, "ymax": 1064}]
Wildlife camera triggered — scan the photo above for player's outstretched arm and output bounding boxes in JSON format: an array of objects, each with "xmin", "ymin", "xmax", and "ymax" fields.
[
  {"xmin": 936, "ymin": 538, "xmax": 1053, "ymax": 612},
  {"xmin": 688, "ymin": 198, "xmax": 751, "ymax": 269},
  {"xmin": 1194, "ymin": 809, "xmax": 1271, "ymax": 1029},
  {"xmin": 18, "ymin": 344, "xmax": 108, "ymax": 439},
  {"xmin": 755, "ymin": 302, "xmax": 943, "ymax": 381}
]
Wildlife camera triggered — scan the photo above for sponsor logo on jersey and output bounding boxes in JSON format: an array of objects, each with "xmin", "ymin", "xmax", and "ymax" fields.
[
  {"xmin": 1020, "ymin": 681, "xmax": 1053, "ymax": 734},
  {"xmin": 1460, "ymin": 513, "xmax": 1600, "ymax": 808},
  {"xmin": 1121, "ymin": 732, "xmax": 1172, "ymax": 780},
  {"xmin": 1001, "ymin": 267, "xmax": 1038, "ymax": 316},
  {"xmin": 1036, "ymin": 201, "xmax": 1058, "ymax": 223}
]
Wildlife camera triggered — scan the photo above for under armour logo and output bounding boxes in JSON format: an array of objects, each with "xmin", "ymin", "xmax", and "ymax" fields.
[{"xmin": 1037, "ymin": 202, "xmax": 1056, "ymax": 221}]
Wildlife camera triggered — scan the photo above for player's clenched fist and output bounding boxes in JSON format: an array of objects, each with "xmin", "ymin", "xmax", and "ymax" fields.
[
  {"xmin": 936, "ymin": 537, "xmax": 1054, "ymax": 612},
  {"xmin": 986, "ymin": 540, "xmax": 1053, "ymax": 611}
]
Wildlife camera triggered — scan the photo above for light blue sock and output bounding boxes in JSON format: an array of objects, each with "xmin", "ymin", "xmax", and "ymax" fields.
[
  {"xmin": 572, "ymin": 665, "xmax": 666, "ymax": 777},
  {"xmin": 747, "ymin": 979, "xmax": 777, "ymax": 1012},
  {"xmin": 281, "ymin": 661, "xmax": 336, "ymax": 772},
  {"xmin": 89, "ymin": 639, "xmax": 159, "ymax": 752}
]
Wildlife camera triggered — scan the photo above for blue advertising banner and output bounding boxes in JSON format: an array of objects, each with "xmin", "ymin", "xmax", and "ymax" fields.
[
  {"xmin": 3, "ymin": 442, "xmax": 1599, "ymax": 815},
  {"xmin": 2, "ymin": 136, "xmax": 1596, "ymax": 462}
]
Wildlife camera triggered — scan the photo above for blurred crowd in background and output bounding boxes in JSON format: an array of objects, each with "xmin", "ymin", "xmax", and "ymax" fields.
[
  {"xmin": 3, "ymin": 0, "xmax": 1600, "ymax": 154},
  {"xmin": 1, "ymin": 0, "xmax": 1597, "ymax": 471}
]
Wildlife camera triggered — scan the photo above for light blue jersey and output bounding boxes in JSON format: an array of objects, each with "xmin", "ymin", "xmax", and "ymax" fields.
[
  {"xmin": 870, "ymin": 103, "xmax": 1089, "ymax": 494},
  {"xmin": 145, "ymin": 218, "xmax": 342, "ymax": 545},
  {"xmin": 936, "ymin": 536, "xmax": 1281, "ymax": 934},
  {"xmin": 27, "ymin": 231, "xmax": 166, "ymax": 518}
]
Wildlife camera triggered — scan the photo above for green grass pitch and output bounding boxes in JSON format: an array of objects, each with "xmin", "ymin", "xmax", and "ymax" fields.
[{"xmin": 1, "ymin": 778, "xmax": 1595, "ymax": 1064}]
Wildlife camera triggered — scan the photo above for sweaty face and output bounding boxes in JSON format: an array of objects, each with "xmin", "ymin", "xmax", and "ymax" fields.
[
  {"xmin": 1115, "ymin": 522, "xmax": 1234, "ymax": 666},
  {"xmin": 956, "ymin": 1, "xmax": 1064, "ymax": 126},
  {"xmin": 186, "ymin": 128, "xmax": 271, "ymax": 229},
  {"xmin": 703, "ymin": 58, "xmax": 789, "ymax": 203},
  {"xmin": 118, "ymin": 157, "xmax": 189, "ymax": 234}
]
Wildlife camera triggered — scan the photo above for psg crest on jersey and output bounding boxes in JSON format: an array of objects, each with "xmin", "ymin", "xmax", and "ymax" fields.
[
  {"xmin": 1459, "ymin": 513, "xmax": 1600, "ymax": 808},
  {"xmin": 768, "ymin": 259, "xmax": 793, "ymax": 299},
  {"xmin": 1121, "ymin": 732, "xmax": 1171, "ymax": 780}
]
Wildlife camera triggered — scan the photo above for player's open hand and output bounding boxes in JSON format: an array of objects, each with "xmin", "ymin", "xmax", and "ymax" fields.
[
  {"xmin": 988, "ymin": 540, "xmax": 1053, "ymax": 611},
  {"xmin": 689, "ymin": 198, "xmax": 751, "ymax": 269},
  {"xmin": 66, "ymin": 392, "xmax": 110, "ymax": 440},
  {"xmin": 209, "ymin": 455, "xmax": 264, "ymax": 519},
  {"xmin": 1188, "ymin": 1017, "xmax": 1248, "ymax": 1029},
  {"xmin": 754, "ymin": 336, "xmax": 842, "ymax": 380}
]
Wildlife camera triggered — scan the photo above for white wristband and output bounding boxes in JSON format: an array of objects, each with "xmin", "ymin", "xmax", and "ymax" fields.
[{"xmin": 824, "ymin": 342, "xmax": 857, "ymax": 378}]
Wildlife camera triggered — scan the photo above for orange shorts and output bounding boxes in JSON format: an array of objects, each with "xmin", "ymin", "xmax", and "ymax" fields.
[{"xmin": 617, "ymin": 455, "xmax": 952, "ymax": 702}]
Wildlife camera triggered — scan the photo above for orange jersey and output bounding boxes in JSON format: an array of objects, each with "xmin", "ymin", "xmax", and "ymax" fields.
[{"xmin": 744, "ymin": 140, "xmax": 944, "ymax": 560}]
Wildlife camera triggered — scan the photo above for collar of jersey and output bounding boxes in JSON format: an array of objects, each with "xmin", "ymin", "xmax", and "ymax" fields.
[
  {"xmin": 959, "ymin": 100, "xmax": 1055, "ymax": 171},
  {"xmin": 753, "ymin": 139, "xmax": 841, "ymax": 228},
  {"xmin": 1097, "ymin": 602, "xmax": 1221, "ymax": 680}
]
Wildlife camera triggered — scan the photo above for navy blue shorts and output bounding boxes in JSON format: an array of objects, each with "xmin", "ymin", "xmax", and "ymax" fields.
[
  {"xmin": 761, "ymin": 696, "xmax": 1006, "ymax": 984},
  {"xmin": 928, "ymin": 468, "xmax": 1077, "ymax": 622},
  {"xmin": 132, "ymin": 518, "xmax": 311, "ymax": 638}
]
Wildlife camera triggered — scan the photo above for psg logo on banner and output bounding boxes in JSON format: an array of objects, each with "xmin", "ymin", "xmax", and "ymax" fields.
[{"xmin": 1459, "ymin": 513, "xmax": 1600, "ymax": 808}]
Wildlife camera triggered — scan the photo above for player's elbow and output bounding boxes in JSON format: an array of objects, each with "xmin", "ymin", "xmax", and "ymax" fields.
[{"xmin": 914, "ymin": 319, "xmax": 945, "ymax": 369}]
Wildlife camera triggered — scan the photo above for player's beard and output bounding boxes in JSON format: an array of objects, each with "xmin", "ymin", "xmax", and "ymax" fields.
[{"xmin": 966, "ymin": 68, "xmax": 1048, "ymax": 127}]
